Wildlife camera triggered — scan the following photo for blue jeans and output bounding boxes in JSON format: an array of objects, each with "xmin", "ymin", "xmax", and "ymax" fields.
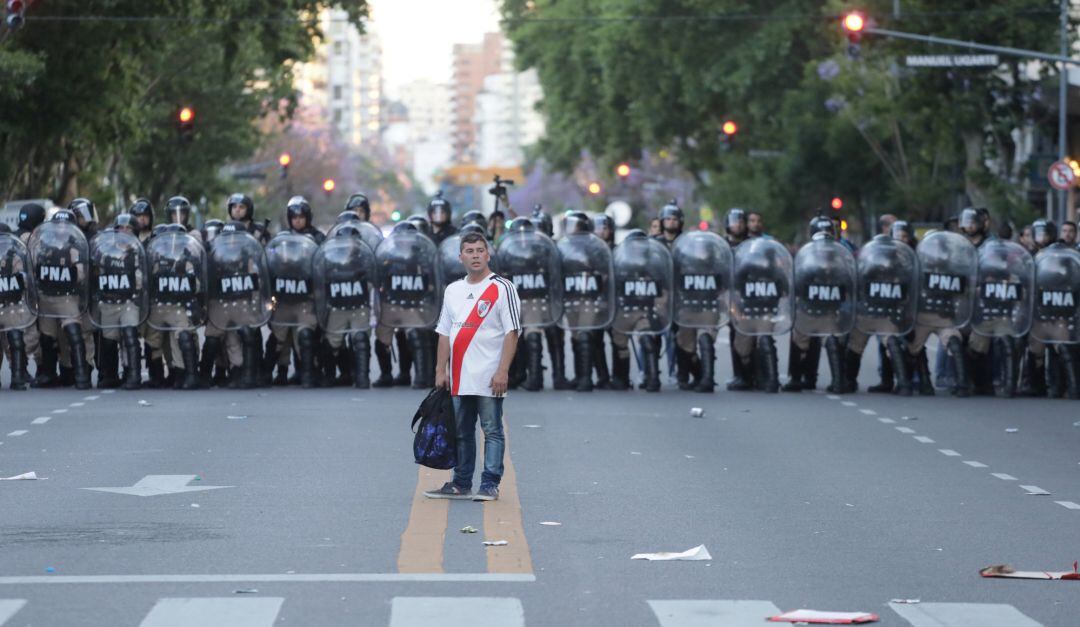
[{"xmin": 452, "ymin": 395, "xmax": 505, "ymax": 490}]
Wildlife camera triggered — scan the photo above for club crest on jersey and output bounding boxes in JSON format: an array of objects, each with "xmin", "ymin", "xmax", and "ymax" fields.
[{"xmin": 477, "ymin": 299, "xmax": 491, "ymax": 318}]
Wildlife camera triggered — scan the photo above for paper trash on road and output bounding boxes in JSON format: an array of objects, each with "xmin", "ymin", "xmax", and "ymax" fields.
[
  {"xmin": 631, "ymin": 544, "xmax": 712, "ymax": 561},
  {"xmin": 1005, "ymin": 428, "xmax": 1019, "ymax": 433},
  {"xmin": 690, "ymin": 407, "xmax": 704, "ymax": 417},
  {"xmin": 483, "ymin": 540, "xmax": 508, "ymax": 546},
  {"xmin": 522, "ymin": 424, "xmax": 542, "ymax": 428},
  {"xmin": 226, "ymin": 415, "xmax": 248, "ymax": 420},
  {"xmin": 980, "ymin": 562, "xmax": 1080, "ymax": 580},
  {"xmin": 137, "ymin": 400, "xmax": 152, "ymax": 407},
  {"xmin": 0, "ymin": 472, "xmax": 39, "ymax": 481},
  {"xmin": 460, "ymin": 525, "xmax": 478, "ymax": 534},
  {"xmin": 768, "ymin": 609, "xmax": 879, "ymax": 623},
  {"xmin": 539, "ymin": 521, "xmax": 562, "ymax": 526}
]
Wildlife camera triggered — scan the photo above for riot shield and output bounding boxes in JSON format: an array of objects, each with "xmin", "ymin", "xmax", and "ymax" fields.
[
  {"xmin": 731, "ymin": 237, "xmax": 793, "ymax": 336},
  {"xmin": 612, "ymin": 234, "xmax": 673, "ymax": 335},
  {"xmin": 314, "ymin": 235, "xmax": 377, "ymax": 332},
  {"xmin": 326, "ymin": 220, "xmax": 383, "ymax": 252},
  {"xmin": 672, "ymin": 231, "xmax": 732, "ymax": 329},
  {"xmin": 375, "ymin": 227, "xmax": 441, "ymax": 328},
  {"xmin": 438, "ymin": 235, "xmax": 467, "ymax": 286},
  {"xmin": 558, "ymin": 233, "xmax": 614, "ymax": 331},
  {"xmin": 495, "ymin": 229, "xmax": 563, "ymax": 328},
  {"xmin": 915, "ymin": 231, "xmax": 977, "ymax": 328},
  {"xmin": 266, "ymin": 232, "xmax": 318, "ymax": 327},
  {"xmin": 793, "ymin": 236, "xmax": 856, "ymax": 336},
  {"xmin": 0, "ymin": 232, "xmax": 36, "ymax": 331},
  {"xmin": 147, "ymin": 230, "xmax": 207, "ymax": 331},
  {"xmin": 854, "ymin": 235, "xmax": 918, "ymax": 336},
  {"xmin": 972, "ymin": 239, "xmax": 1034, "ymax": 338},
  {"xmin": 89, "ymin": 230, "xmax": 148, "ymax": 329},
  {"xmin": 1030, "ymin": 244, "xmax": 1080, "ymax": 344},
  {"xmin": 207, "ymin": 230, "xmax": 272, "ymax": 331},
  {"xmin": 28, "ymin": 220, "xmax": 89, "ymax": 318}
]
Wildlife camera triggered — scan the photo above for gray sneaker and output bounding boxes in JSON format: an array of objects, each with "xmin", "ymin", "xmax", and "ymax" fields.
[
  {"xmin": 424, "ymin": 482, "xmax": 472, "ymax": 500},
  {"xmin": 473, "ymin": 485, "xmax": 499, "ymax": 502}
]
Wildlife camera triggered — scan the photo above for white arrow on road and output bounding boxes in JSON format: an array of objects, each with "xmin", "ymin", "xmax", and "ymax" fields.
[{"xmin": 83, "ymin": 475, "xmax": 233, "ymax": 497}]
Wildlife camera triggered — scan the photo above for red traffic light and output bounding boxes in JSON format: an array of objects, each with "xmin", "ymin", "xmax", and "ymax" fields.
[
  {"xmin": 322, "ymin": 178, "xmax": 336, "ymax": 193},
  {"xmin": 587, "ymin": 182, "xmax": 602, "ymax": 195},
  {"xmin": 722, "ymin": 121, "xmax": 738, "ymax": 136},
  {"xmin": 278, "ymin": 153, "xmax": 292, "ymax": 167},
  {"xmin": 842, "ymin": 12, "xmax": 865, "ymax": 33},
  {"xmin": 178, "ymin": 107, "xmax": 195, "ymax": 123},
  {"xmin": 6, "ymin": 0, "xmax": 27, "ymax": 30},
  {"xmin": 616, "ymin": 163, "xmax": 631, "ymax": 178},
  {"xmin": 831, "ymin": 197, "xmax": 843, "ymax": 210}
]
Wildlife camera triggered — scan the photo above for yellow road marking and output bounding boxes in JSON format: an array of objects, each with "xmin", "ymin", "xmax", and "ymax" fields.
[
  {"xmin": 483, "ymin": 423, "xmax": 533, "ymax": 574},
  {"xmin": 397, "ymin": 467, "xmax": 451, "ymax": 573}
]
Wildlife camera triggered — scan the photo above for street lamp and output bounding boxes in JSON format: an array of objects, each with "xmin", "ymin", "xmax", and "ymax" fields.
[
  {"xmin": 322, "ymin": 178, "xmax": 336, "ymax": 196},
  {"xmin": 615, "ymin": 163, "xmax": 631, "ymax": 178},
  {"xmin": 587, "ymin": 182, "xmax": 602, "ymax": 195}
]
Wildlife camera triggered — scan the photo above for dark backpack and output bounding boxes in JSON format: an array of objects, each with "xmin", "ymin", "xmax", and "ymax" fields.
[{"xmin": 411, "ymin": 388, "xmax": 457, "ymax": 470}]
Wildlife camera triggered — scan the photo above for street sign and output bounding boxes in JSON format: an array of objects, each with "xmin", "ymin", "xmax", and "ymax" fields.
[
  {"xmin": 905, "ymin": 54, "xmax": 999, "ymax": 67},
  {"xmin": 1047, "ymin": 160, "xmax": 1077, "ymax": 191},
  {"xmin": 83, "ymin": 475, "xmax": 233, "ymax": 497}
]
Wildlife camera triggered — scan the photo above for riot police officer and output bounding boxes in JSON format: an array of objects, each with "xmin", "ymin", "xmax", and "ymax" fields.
[
  {"xmin": 590, "ymin": 214, "xmax": 617, "ymax": 388},
  {"xmin": 90, "ymin": 214, "xmax": 148, "ymax": 390},
  {"xmin": 146, "ymin": 222, "xmax": 206, "ymax": 390},
  {"xmin": 533, "ymin": 206, "xmax": 572, "ymax": 389},
  {"xmin": 343, "ymin": 193, "xmax": 372, "ymax": 222},
  {"xmin": 1020, "ymin": 220, "xmax": 1080, "ymax": 398},
  {"xmin": 315, "ymin": 224, "xmax": 378, "ymax": 388},
  {"xmin": 0, "ymin": 224, "xmax": 34, "ymax": 390},
  {"xmin": 13, "ymin": 203, "xmax": 45, "ymax": 387},
  {"xmin": 129, "ymin": 198, "xmax": 154, "ymax": 244},
  {"xmin": 428, "ymin": 192, "xmax": 458, "ymax": 245},
  {"xmin": 654, "ymin": 201, "xmax": 703, "ymax": 390},
  {"xmin": 225, "ymin": 193, "xmax": 269, "ymax": 245},
  {"xmin": 730, "ymin": 230, "xmax": 793, "ymax": 393},
  {"xmin": 613, "ymin": 229, "xmax": 674, "ymax": 391}
]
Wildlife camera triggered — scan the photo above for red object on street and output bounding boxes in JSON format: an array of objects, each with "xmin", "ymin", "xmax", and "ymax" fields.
[{"xmin": 769, "ymin": 609, "xmax": 879, "ymax": 624}]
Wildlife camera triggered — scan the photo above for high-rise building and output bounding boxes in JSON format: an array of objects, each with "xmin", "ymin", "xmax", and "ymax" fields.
[
  {"xmin": 451, "ymin": 32, "xmax": 504, "ymax": 162},
  {"xmin": 295, "ymin": 9, "xmax": 384, "ymax": 147},
  {"xmin": 474, "ymin": 43, "xmax": 544, "ymax": 168}
]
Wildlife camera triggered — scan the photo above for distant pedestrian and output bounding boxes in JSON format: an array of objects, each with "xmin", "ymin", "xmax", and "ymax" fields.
[{"xmin": 425, "ymin": 232, "xmax": 521, "ymax": 502}]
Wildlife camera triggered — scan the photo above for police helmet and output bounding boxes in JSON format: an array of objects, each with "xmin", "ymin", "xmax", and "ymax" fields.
[
  {"xmin": 623, "ymin": 228, "xmax": 648, "ymax": 241},
  {"xmin": 959, "ymin": 207, "xmax": 987, "ymax": 238},
  {"xmin": 286, "ymin": 195, "xmax": 313, "ymax": 225},
  {"xmin": 166, "ymin": 196, "xmax": 192, "ymax": 226},
  {"xmin": 344, "ymin": 193, "xmax": 371, "ymax": 221},
  {"xmin": 890, "ymin": 220, "xmax": 915, "ymax": 246},
  {"xmin": 68, "ymin": 198, "xmax": 97, "ymax": 226},
  {"xmin": 563, "ymin": 211, "xmax": 593, "ymax": 235},
  {"xmin": 406, "ymin": 214, "xmax": 432, "ymax": 237},
  {"xmin": 658, "ymin": 200, "xmax": 683, "ymax": 230},
  {"xmin": 725, "ymin": 208, "xmax": 747, "ymax": 235},
  {"xmin": 113, "ymin": 213, "xmax": 139, "ymax": 235},
  {"xmin": 507, "ymin": 217, "xmax": 535, "ymax": 233},
  {"xmin": 17, "ymin": 203, "xmax": 46, "ymax": 233},
  {"xmin": 51, "ymin": 209, "xmax": 77, "ymax": 223},
  {"xmin": 128, "ymin": 198, "xmax": 154, "ymax": 226},
  {"xmin": 226, "ymin": 193, "xmax": 255, "ymax": 222},
  {"xmin": 202, "ymin": 219, "xmax": 225, "ymax": 243},
  {"xmin": 1031, "ymin": 219, "xmax": 1058, "ymax": 249},
  {"xmin": 334, "ymin": 224, "xmax": 363, "ymax": 239},
  {"xmin": 459, "ymin": 210, "xmax": 487, "ymax": 232},
  {"xmin": 808, "ymin": 215, "xmax": 835, "ymax": 238},
  {"xmin": 392, "ymin": 221, "xmax": 418, "ymax": 235},
  {"xmin": 459, "ymin": 223, "xmax": 486, "ymax": 238},
  {"xmin": 427, "ymin": 192, "xmax": 452, "ymax": 225}
]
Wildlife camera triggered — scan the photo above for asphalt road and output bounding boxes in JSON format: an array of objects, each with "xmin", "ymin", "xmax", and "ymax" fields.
[{"xmin": 0, "ymin": 340, "xmax": 1078, "ymax": 626}]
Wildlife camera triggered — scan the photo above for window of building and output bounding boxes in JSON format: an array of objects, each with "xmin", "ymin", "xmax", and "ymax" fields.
[
  {"xmin": 333, "ymin": 109, "xmax": 342, "ymax": 124},
  {"xmin": 333, "ymin": 41, "xmax": 343, "ymax": 55},
  {"xmin": 333, "ymin": 85, "xmax": 343, "ymax": 100}
]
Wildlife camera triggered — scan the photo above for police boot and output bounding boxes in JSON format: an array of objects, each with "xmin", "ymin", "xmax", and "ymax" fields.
[
  {"xmin": 64, "ymin": 323, "xmax": 91, "ymax": 390},
  {"xmin": 199, "ymin": 335, "xmax": 223, "ymax": 388},
  {"xmin": 260, "ymin": 334, "xmax": 280, "ymax": 387},
  {"xmin": 404, "ymin": 330, "xmax": 426, "ymax": 389},
  {"xmin": 946, "ymin": 336, "xmax": 971, "ymax": 398},
  {"xmin": 335, "ymin": 342, "xmax": 353, "ymax": 387},
  {"xmin": 801, "ymin": 337, "xmax": 821, "ymax": 390},
  {"xmin": 592, "ymin": 331, "xmax": 611, "ymax": 389},
  {"xmin": 372, "ymin": 341, "xmax": 395, "ymax": 388},
  {"xmin": 759, "ymin": 336, "xmax": 780, "ymax": 393},
  {"xmin": 726, "ymin": 348, "xmax": 753, "ymax": 391},
  {"xmin": 349, "ymin": 331, "xmax": 370, "ymax": 389},
  {"xmin": 177, "ymin": 330, "xmax": 202, "ymax": 390},
  {"xmin": 97, "ymin": 337, "xmax": 121, "ymax": 389},
  {"xmin": 146, "ymin": 355, "xmax": 166, "ymax": 389},
  {"xmin": 240, "ymin": 329, "xmax": 260, "ymax": 389},
  {"xmin": 782, "ymin": 339, "xmax": 805, "ymax": 392},
  {"xmin": 675, "ymin": 347, "xmax": 694, "ymax": 390},
  {"xmin": 30, "ymin": 334, "xmax": 59, "ymax": 388},
  {"xmin": 121, "ymin": 327, "xmax": 142, "ymax": 390},
  {"xmin": 7, "ymin": 330, "xmax": 28, "ymax": 391},
  {"xmin": 970, "ymin": 348, "xmax": 994, "ymax": 396},
  {"xmin": 824, "ymin": 336, "xmax": 846, "ymax": 394},
  {"xmin": 694, "ymin": 333, "xmax": 716, "ymax": 393},
  {"xmin": 914, "ymin": 349, "xmax": 935, "ymax": 396},
  {"xmin": 610, "ymin": 348, "xmax": 631, "ymax": 391},
  {"xmin": 296, "ymin": 328, "xmax": 317, "ymax": 389},
  {"xmin": 887, "ymin": 337, "xmax": 912, "ymax": 397},
  {"xmin": 995, "ymin": 338, "xmax": 1016, "ymax": 399},
  {"xmin": 1046, "ymin": 348, "xmax": 1065, "ymax": 399},
  {"xmin": 573, "ymin": 332, "xmax": 593, "ymax": 392},
  {"xmin": 640, "ymin": 336, "xmax": 661, "ymax": 392},
  {"xmin": 867, "ymin": 340, "xmax": 894, "ymax": 393},
  {"xmin": 523, "ymin": 332, "xmax": 544, "ymax": 391},
  {"xmin": 843, "ymin": 347, "xmax": 862, "ymax": 394},
  {"xmin": 1060, "ymin": 345, "xmax": 1080, "ymax": 400},
  {"xmin": 317, "ymin": 341, "xmax": 336, "ymax": 388},
  {"xmin": 1018, "ymin": 350, "xmax": 1045, "ymax": 397},
  {"xmin": 546, "ymin": 326, "xmax": 573, "ymax": 390},
  {"xmin": 394, "ymin": 330, "xmax": 412, "ymax": 387}
]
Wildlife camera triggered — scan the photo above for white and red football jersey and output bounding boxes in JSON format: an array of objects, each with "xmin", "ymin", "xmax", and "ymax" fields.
[{"xmin": 436, "ymin": 273, "xmax": 521, "ymax": 397}]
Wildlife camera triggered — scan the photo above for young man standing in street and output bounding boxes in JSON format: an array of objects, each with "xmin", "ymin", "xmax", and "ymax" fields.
[{"xmin": 425, "ymin": 232, "xmax": 521, "ymax": 502}]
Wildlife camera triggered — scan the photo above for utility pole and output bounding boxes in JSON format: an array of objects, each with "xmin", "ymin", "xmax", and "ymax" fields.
[{"xmin": 1059, "ymin": 0, "xmax": 1069, "ymax": 221}]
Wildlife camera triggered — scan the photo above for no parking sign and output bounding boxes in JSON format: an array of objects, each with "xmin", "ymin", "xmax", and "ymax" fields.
[{"xmin": 1047, "ymin": 160, "xmax": 1077, "ymax": 191}]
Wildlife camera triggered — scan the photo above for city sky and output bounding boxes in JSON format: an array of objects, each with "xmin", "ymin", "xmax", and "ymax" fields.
[{"xmin": 369, "ymin": 0, "xmax": 502, "ymax": 98}]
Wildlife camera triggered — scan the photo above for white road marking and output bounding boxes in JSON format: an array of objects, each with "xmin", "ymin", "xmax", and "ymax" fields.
[
  {"xmin": 1020, "ymin": 485, "xmax": 1050, "ymax": 495},
  {"xmin": 50, "ymin": 409, "xmax": 67, "ymax": 414},
  {"xmin": 6, "ymin": 431, "xmax": 27, "ymax": 437},
  {"xmin": 826, "ymin": 394, "xmax": 841, "ymax": 400},
  {"xmin": 391, "ymin": 597, "xmax": 524, "ymax": 627},
  {"xmin": 859, "ymin": 409, "xmax": 876, "ymax": 415},
  {"xmin": 841, "ymin": 401, "xmax": 857, "ymax": 407},
  {"xmin": 878, "ymin": 418, "xmax": 895, "ymax": 424},
  {"xmin": 895, "ymin": 427, "xmax": 916, "ymax": 434},
  {"xmin": 913, "ymin": 436, "xmax": 935, "ymax": 444},
  {"xmin": 963, "ymin": 461, "xmax": 988, "ymax": 468},
  {"xmin": 1055, "ymin": 501, "xmax": 1080, "ymax": 510},
  {"xmin": 889, "ymin": 601, "xmax": 1041, "ymax": 627},
  {"xmin": 31, "ymin": 417, "xmax": 50, "ymax": 425},
  {"xmin": 84, "ymin": 475, "xmax": 232, "ymax": 497},
  {"xmin": 648, "ymin": 600, "xmax": 783, "ymax": 627},
  {"xmin": 139, "ymin": 597, "xmax": 283, "ymax": 627},
  {"xmin": 0, "ymin": 599, "xmax": 27, "ymax": 625},
  {"xmin": 83, "ymin": 395, "xmax": 99, "ymax": 400},
  {"xmin": 938, "ymin": 449, "xmax": 960, "ymax": 456},
  {"xmin": 0, "ymin": 573, "xmax": 536, "ymax": 585},
  {"xmin": 991, "ymin": 473, "xmax": 1017, "ymax": 481},
  {"xmin": 68, "ymin": 402, "xmax": 84, "ymax": 407},
  {"xmin": 101, "ymin": 389, "xmax": 116, "ymax": 394}
]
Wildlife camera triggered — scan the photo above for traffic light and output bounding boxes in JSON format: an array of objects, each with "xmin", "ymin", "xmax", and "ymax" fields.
[
  {"xmin": 177, "ymin": 106, "xmax": 195, "ymax": 143},
  {"xmin": 720, "ymin": 120, "xmax": 738, "ymax": 150},
  {"xmin": 6, "ymin": 0, "xmax": 25, "ymax": 30},
  {"xmin": 391, "ymin": 210, "xmax": 402, "ymax": 221},
  {"xmin": 278, "ymin": 153, "xmax": 291, "ymax": 179},
  {"xmin": 842, "ymin": 11, "xmax": 866, "ymax": 57},
  {"xmin": 615, "ymin": 163, "xmax": 631, "ymax": 178},
  {"xmin": 587, "ymin": 181, "xmax": 602, "ymax": 195},
  {"xmin": 322, "ymin": 178, "xmax": 336, "ymax": 197},
  {"xmin": 831, "ymin": 197, "xmax": 843, "ymax": 210}
]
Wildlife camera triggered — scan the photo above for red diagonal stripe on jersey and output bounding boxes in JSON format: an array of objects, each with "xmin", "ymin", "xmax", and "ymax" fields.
[{"xmin": 451, "ymin": 282, "xmax": 501, "ymax": 395}]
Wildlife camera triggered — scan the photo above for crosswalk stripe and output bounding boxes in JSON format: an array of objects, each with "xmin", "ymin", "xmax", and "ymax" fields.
[
  {"xmin": 0, "ymin": 600, "xmax": 26, "ymax": 626},
  {"xmin": 648, "ymin": 600, "xmax": 783, "ymax": 627},
  {"xmin": 390, "ymin": 597, "xmax": 524, "ymax": 627},
  {"xmin": 138, "ymin": 597, "xmax": 284, "ymax": 627},
  {"xmin": 889, "ymin": 601, "xmax": 1042, "ymax": 626}
]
